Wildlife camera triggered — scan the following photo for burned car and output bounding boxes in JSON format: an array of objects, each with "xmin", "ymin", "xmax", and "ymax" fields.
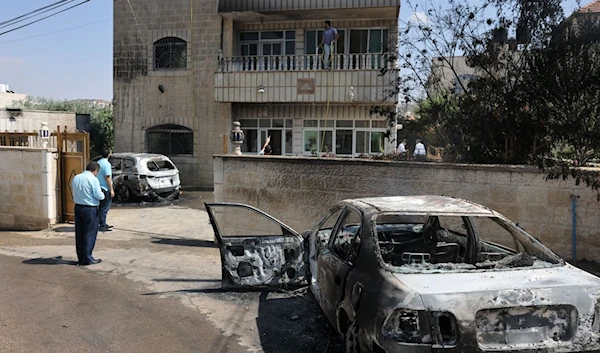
[
  {"xmin": 206, "ymin": 196, "xmax": 600, "ymax": 353},
  {"xmin": 93, "ymin": 153, "xmax": 181, "ymax": 202}
]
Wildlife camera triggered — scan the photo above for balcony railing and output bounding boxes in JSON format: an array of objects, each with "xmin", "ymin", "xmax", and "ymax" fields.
[{"xmin": 218, "ymin": 53, "xmax": 393, "ymax": 72}]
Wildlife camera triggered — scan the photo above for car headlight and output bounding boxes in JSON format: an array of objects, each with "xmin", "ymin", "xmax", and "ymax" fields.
[{"xmin": 382, "ymin": 309, "xmax": 458, "ymax": 346}]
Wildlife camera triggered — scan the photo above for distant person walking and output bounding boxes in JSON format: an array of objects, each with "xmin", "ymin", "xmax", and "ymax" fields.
[
  {"xmin": 397, "ymin": 139, "xmax": 407, "ymax": 159},
  {"xmin": 319, "ymin": 20, "xmax": 339, "ymax": 69},
  {"xmin": 413, "ymin": 139, "xmax": 427, "ymax": 161},
  {"xmin": 72, "ymin": 162, "xmax": 105, "ymax": 266},
  {"xmin": 97, "ymin": 149, "xmax": 115, "ymax": 232}
]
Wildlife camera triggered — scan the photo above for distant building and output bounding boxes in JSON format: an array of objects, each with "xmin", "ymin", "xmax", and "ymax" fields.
[
  {"xmin": 0, "ymin": 84, "xmax": 27, "ymax": 109},
  {"xmin": 114, "ymin": 0, "xmax": 401, "ymax": 187},
  {"xmin": 0, "ymin": 85, "xmax": 75, "ymax": 132}
]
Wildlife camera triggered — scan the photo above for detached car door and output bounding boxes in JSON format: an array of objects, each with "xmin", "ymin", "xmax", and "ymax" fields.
[{"xmin": 205, "ymin": 203, "xmax": 307, "ymax": 289}]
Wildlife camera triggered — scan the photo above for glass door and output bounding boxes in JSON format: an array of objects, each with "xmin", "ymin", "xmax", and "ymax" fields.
[{"xmin": 262, "ymin": 42, "xmax": 282, "ymax": 70}]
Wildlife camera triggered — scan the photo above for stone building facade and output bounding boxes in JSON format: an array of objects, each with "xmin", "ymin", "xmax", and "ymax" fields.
[{"xmin": 114, "ymin": 0, "xmax": 401, "ymax": 187}]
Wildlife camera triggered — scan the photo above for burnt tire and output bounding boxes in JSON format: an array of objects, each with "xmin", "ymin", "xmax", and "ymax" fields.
[
  {"xmin": 114, "ymin": 185, "xmax": 131, "ymax": 203},
  {"xmin": 345, "ymin": 321, "xmax": 362, "ymax": 353}
]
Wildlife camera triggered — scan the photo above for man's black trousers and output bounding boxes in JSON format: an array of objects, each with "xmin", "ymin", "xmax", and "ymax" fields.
[{"xmin": 74, "ymin": 204, "xmax": 99, "ymax": 265}]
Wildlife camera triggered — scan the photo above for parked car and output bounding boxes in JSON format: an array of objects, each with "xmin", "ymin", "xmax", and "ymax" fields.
[
  {"xmin": 206, "ymin": 196, "xmax": 600, "ymax": 353},
  {"xmin": 92, "ymin": 153, "xmax": 181, "ymax": 202}
]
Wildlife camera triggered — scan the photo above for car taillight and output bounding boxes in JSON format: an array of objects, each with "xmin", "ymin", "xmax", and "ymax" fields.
[
  {"xmin": 382, "ymin": 309, "xmax": 458, "ymax": 346},
  {"xmin": 382, "ymin": 309, "xmax": 424, "ymax": 343}
]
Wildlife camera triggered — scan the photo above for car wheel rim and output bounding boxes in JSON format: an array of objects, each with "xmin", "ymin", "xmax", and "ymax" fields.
[{"xmin": 117, "ymin": 187, "xmax": 130, "ymax": 202}]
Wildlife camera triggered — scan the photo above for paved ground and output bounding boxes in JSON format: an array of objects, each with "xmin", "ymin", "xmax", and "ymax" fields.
[{"xmin": 0, "ymin": 192, "xmax": 342, "ymax": 353}]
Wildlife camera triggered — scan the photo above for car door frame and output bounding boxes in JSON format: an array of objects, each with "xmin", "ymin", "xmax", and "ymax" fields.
[
  {"xmin": 316, "ymin": 205, "xmax": 363, "ymax": 326},
  {"xmin": 205, "ymin": 202, "xmax": 306, "ymax": 289}
]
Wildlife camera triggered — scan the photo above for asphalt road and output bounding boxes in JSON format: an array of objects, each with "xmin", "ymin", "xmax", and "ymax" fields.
[
  {"xmin": 0, "ymin": 254, "xmax": 246, "ymax": 353},
  {"xmin": 0, "ymin": 192, "xmax": 343, "ymax": 353}
]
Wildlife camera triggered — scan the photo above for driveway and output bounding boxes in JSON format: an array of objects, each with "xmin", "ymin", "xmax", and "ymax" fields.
[{"xmin": 0, "ymin": 192, "xmax": 342, "ymax": 353}]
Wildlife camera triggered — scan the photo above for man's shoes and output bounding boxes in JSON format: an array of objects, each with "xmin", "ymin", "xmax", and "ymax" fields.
[
  {"xmin": 99, "ymin": 226, "xmax": 112, "ymax": 232},
  {"xmin": 78, "ymin": 259, "xmax": 102, "ymax": 266},
  {"xmin": 106, "ymin": 225, "xmax": 114, "ymax": 229}
]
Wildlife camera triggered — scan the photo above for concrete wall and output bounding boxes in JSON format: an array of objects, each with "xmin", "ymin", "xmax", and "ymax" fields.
[
  {"xmin": 114, "ymin": 0, "xmax": 232, "ymax": 188},
  {"xmin": 0, "ymin": 147, "xmax": 58, "ymax": 230},
  {"xmin": 0, "ymin": 110, "xmax": 77, "ymax": 132},
  {"xmin": 214, "ymin": 156, "xmax": 600, "ymax": 261}
]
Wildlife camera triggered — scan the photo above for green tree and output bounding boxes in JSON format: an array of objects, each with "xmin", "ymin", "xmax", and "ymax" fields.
[{"xmin": 11, "ymin": 97, "xmax": 114, "ymax": 156}]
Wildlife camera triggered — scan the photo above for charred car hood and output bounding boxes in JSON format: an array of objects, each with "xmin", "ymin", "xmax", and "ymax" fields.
[{"xmin": 394, "ymin": 264, "xmax": 600, "ymax": 310}]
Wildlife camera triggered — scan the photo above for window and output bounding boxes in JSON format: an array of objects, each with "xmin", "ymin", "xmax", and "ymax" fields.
[
  {"xmin": 305, "ymin": 28, "xmax": 388, "ymax": 69},
  {"xmin": 471, "ymin": 217, "xmax": 523, "ymax": 252},
  {"xmin": 304, "ymin": 119, "xmax": 387, "ymax": 156},
  {"xmin": 237, "ymin": 118, "xmax": 293, "ymax": 155},
  {"xmin": 332, "ymin": 210, "xmax": 362, "ymax": 263},
  {"xmin": 147, "ymin": 124, "xmax": 193, "ymax": 155},
  {"xmin": 154, "ymin": 37, "xmax": 187, "ymax": 70},
  {"xmin": 147, "ymin": 160, "xmax": 175, "ymax": 172},
  {"xmin": 237, "ymin": 31, "xmax": 295, "ymax": 70}
]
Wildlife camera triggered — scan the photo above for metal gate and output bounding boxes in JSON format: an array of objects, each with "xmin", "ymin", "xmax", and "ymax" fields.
[{"xmin": 56, "ymin": 127, "xmax": 90, "ymax": 223}]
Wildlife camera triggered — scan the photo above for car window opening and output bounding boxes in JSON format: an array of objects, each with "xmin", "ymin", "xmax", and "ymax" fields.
[
  {"xmin": 374, "ymin": 214, "xmax": 560, "ymax": 273},
  {"xmin": 147, "ymin": 159, "xmax": 175, "ymax": 172}
]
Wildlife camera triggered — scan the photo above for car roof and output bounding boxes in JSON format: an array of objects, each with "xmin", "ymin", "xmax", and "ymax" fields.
[
  {"xmin": 111, "ymin": 153, "xmax": 170, "ymax": 160},
  {"xmin": 347, "ymin": 195, "xmax": 496, "ymax": 216}
]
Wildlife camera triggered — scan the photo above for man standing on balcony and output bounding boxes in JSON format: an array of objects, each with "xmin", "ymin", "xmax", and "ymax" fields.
[{"xmin": 320, "ymin": 20, "xmax": 339, "ymax": 69}]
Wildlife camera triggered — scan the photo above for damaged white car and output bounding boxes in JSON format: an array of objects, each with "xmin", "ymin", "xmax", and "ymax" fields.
[
  {"xmin": 94, "ymin": 153, "xmax": 181, "ymax": 202},
  {"xmin": 206, "ymin": 196, "xmax": 600, "ymax": 353}
]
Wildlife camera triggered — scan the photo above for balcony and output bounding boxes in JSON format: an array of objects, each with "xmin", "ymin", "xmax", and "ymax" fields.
[
  {"xmin": 214, "ymin": 53, "xmax": 396, "ymax": 104},
  {"xmin": 217, "ymin": 0, "xmax": 400, "ymax": 21}
]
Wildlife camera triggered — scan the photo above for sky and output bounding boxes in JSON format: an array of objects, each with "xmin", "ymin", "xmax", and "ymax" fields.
[
  {"xmin": 0, "ymin": 0, "xmax": 112, "ymax": 100},
  {"xmin": 0, "ymin": 0, "xmax": 585, "ymax": 101}
]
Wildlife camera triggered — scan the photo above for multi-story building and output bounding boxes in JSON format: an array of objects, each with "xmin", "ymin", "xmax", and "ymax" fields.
[{"xmin": 114, "ymin": 0, "xmax": 400, "ymax": 187}]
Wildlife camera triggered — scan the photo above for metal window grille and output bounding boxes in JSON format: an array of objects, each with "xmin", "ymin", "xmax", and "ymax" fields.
[
  {"xmin": 147, "ymin": 124, "xmax": 193, "ymax": 155},
  {"xmin": 154, "ymin": 37, "xmax": 187, "ymax": 70}
]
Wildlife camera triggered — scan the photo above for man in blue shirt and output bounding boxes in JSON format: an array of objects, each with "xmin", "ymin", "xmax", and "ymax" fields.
[
  {"xmin": 72, "ymin": 161, "xmax": 105, "ymax": 266},
  {"xmin": 320, "ymin": 20, "xmax": 339, "ymax": 69},
  {"xmin": 97, "ymin": 149, "xmax": 115, "ymax": 232}
]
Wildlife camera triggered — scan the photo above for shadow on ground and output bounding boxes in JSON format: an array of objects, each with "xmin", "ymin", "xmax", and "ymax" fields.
[
  {"xmin": 22, "ymin": 256, "xmax": 78, "ymax": 265},
  {"xmin": 141, "ymin": 286, "xmax": 344, "ymax": 353},
  {"xmin": 151, "ymin": 237, "xmax": 218, "ymax": 248},
  {"xmin": 53, "ymin": 226, "xmax": 75, "ymax": 233},
  {"xmin": 255, "ymin": 290, "xmax": 344, "ymax": 353}
]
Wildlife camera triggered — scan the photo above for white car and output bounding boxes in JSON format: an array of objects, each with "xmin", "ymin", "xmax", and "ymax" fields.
[
  {"xmin": 206, "ymin": 196, "xmax": 600, "ymax": 353},
  {"xmin": 94, "ymin": 153, "xmax": 181, "ymax": 202}
]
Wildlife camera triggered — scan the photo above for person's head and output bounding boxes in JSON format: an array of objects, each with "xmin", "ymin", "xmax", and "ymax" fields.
[
  {"xmin": 264, "ymin": 145, "xmax": 272, "ymax": 155},
  {"xmin": 402, "ymin": 139, "xmax": 407, "ymax": 144},
  {"xmin": 416, "ymin": 139, "xmax": 421, "ymax": 144},
  {"xmin": 324, "ymin": 20, "xmax": 331, "ymax": 29},
  {"xmin": 101, "ymin": 148, "xmax": 111, "ymax": 159},
  {"xmin": 86, "ymin": 161, "xmax": 100, "ymax": 176}
]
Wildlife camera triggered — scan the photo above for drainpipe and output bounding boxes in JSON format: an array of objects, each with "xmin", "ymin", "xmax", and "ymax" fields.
[{"xmin": 571, "ymin": 194, "xmax": 578, "ymax": 262}]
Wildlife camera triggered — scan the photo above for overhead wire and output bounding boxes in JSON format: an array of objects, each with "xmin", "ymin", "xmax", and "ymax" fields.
[
  {"xmin": 0, "ymin": 0, "xmax": 78, "ymax": 30},
  {"xmin": 0, "ymin": 0, "xmax": 70, "ymax": 26},
  {"xmin": 0, "ymin": 0, "xmax": 91, "ymax": 37},
  {"xmin": 0, "ymin": 18, "xmax": 111, "ymax": 45}
]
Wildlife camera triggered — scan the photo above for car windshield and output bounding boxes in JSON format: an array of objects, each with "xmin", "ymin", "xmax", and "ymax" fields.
[
  {"xmin": 374, "ymin": 213, "xmax": 562, "ymax": 274},
  {"xmin": 146, "ymin": 159, "xmax": 175, "ymax": 171}
]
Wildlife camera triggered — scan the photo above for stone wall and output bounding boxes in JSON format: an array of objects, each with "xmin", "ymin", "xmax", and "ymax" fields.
[
  {"xmin": 114, "ymin": 0, "xmax": 232, "ymax": 187},
  {"xmin": 214, "ymin": 155, "xmax": 600, "ymax": 261},
  {"xmin": 0, "ymin": 110, "xmax": 77, "ymax": 132},
  {"xmin": 0, "ymin": 147, "xmax": 58, "ymax": 230}
]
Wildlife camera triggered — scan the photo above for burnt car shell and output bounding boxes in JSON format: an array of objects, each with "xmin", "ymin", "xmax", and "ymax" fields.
[
  {"xmin": 207, "ymin": 196, "xmax": 600, "ymax": 353},
  {"xmin": 94, "ymin": 153, "xmax": 181, "ymax": 202}
]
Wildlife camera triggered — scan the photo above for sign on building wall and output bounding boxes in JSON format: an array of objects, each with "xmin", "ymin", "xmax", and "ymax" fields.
[{"xmin": 297, "ymin": 78, "xmax": 315, "ymax": 95}]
